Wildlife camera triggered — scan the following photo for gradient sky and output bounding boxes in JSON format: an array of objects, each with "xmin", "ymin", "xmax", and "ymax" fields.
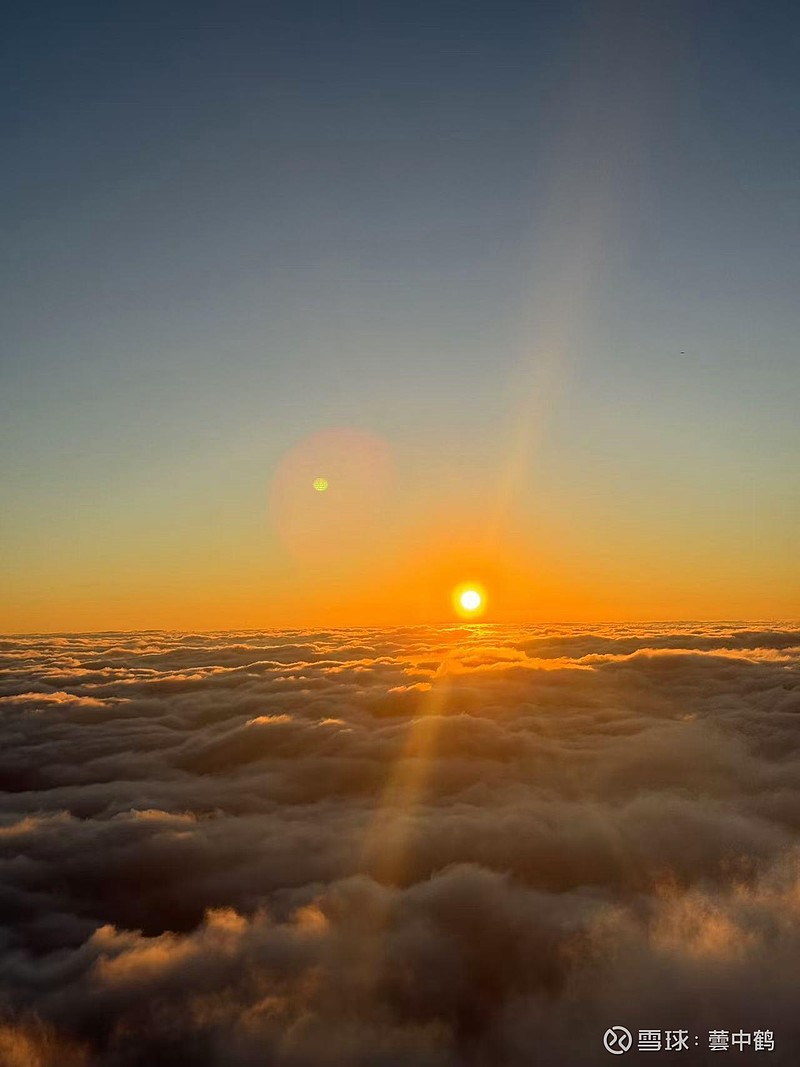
[{"xmin": 1, "ymin": 0, "xmax": 798, "ymax": 631}]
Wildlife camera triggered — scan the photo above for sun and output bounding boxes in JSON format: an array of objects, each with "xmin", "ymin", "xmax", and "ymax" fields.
[
  {"xmin": 453, "ymin": 583, "xmax": 486, "ymax": 618},
  {"xmin": 460, "ymin": 589, "xmax": 481, "ymax": 611}
]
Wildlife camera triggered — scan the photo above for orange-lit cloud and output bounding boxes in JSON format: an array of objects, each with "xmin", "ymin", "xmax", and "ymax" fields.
[{"xmin": 0, "ymin": 624, "xmax": 799, "ymax": 1061}]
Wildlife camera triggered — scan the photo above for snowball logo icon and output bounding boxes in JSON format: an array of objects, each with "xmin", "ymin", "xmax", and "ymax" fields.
[{"xmin": 603, "ymin": 1027, "xmax": 633, "ymax": 1055}]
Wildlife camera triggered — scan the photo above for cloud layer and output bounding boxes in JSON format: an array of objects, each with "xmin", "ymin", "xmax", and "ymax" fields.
[{"xmin": 0, "ymin": 623, "xmax": 798, "ymax": 1065}]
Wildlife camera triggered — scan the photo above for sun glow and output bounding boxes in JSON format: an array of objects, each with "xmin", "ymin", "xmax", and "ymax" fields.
[
  {"xmin": 453, "ymin": 584, "xmax": 486, "ymax": 618},
  {"xmin": 460, "ymin": 589, "xmax": 481, "ymax": 611}
]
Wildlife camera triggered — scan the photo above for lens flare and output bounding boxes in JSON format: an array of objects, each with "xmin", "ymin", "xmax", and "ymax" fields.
[{"xmin": 269, "ymin": 428, "xmax": 392, "ymax": 564}]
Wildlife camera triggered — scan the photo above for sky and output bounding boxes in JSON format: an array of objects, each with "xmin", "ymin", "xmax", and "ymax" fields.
[{"xmin": 1, "ymin": 0, "xmax": 798, "ymax": 630}]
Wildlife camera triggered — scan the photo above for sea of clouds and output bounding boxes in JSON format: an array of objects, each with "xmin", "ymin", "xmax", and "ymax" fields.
[{"xmin": 0, "ymin": 624, "xmax": 798, "ymax": 1066}]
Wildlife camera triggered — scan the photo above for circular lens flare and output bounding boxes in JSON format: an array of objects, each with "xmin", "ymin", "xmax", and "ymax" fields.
[{"xmin": 269, "ymin": 428, "xmax": 392, "ymax": 563}]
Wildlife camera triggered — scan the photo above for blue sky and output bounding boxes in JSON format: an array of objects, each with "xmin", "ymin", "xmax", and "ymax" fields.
[{"xmin": 1, "ymin": 0, "xmax": 798, "ymax": 627}]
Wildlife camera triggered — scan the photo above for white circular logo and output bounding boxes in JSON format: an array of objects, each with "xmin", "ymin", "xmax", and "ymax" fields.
[{"xmin": 604, "ymin": 1027, "xmax": 633, "ymax": 1055}]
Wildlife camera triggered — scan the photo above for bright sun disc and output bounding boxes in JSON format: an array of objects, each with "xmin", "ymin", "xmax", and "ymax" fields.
[
  {"xmin": 460, "ymin": 589, "xmax": 482, "ymax": 612},
  {"xmin": 453, "ymin": 584, "xmax": 486, "ymax": 618}
]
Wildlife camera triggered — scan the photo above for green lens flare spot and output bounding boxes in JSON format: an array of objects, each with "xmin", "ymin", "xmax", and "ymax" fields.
[{"xmin": 312, "ymin": 477, "xmax": 329, "ymax": 492}]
